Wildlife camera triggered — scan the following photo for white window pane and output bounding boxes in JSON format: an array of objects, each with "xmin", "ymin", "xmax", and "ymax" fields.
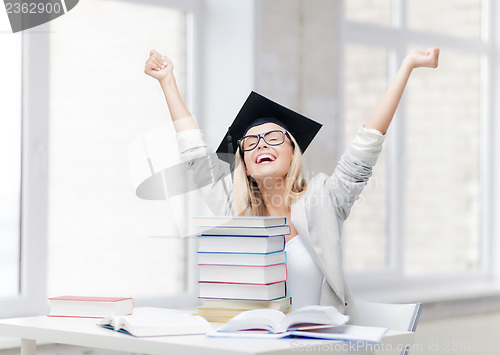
[
  {"xmin": 343, "ymin": 45, "xmax": 388, "ymax": 272},
  {"xmin": 48, "ymin": 0, "xmax": 188, "ymax": 297},
  {"xmin": 407, "ymin": 0, "xmax": 483, "ymax": 40},
  {"xmin": 0, "ymin": 12, "xmax": 22, "ymax": 297},
  {"xmin": 404, "ymin": 47, "xmax": 480, "ymax": 275},
  {"xmin": 345, "ymin": 0, "xmax": 393, "ymax": 27}
]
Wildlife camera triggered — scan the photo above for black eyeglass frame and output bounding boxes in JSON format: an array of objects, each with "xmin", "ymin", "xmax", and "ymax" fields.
[{"xmin": 237, "ymin": 129, "xmax": 293, "ymax": 152}]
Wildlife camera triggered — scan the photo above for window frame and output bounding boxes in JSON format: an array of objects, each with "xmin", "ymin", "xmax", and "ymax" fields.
[
  {"xmin": 0, "ymin": 0, "xmax": 203, "ymax": 318},
  {"xmin": 111, "ymin": 0, "xmax": 204, "ymax": 310},
  {"xmin": 0, "ymin": 27, "xmax": 49, "ymax": 319},
  {"xmin": 339, "ymin": 0, "xmax": 500, "ymax": 300}
]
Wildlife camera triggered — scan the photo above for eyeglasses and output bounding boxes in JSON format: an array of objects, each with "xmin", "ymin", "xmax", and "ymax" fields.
[{"xmin": 238, "ymin": 129, "xmax": 290, "ymax": 152}]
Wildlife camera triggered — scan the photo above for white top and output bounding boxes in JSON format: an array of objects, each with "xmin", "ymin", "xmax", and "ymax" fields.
[{"xmin": 285, "ymin": 235, "xmax": 323, "ymax": 312}]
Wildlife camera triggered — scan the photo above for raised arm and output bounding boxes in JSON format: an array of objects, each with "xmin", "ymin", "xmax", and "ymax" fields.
[
  {"xmin": 144, "ymin": 49, "xmax": 198, "ymax": 132},
  {"xmin": 364, "ymin": 48, "xmax": 439, "ymax": 134},
  {"xmin": 145, "ymin": 51, "xmax": 234, "ymax": 215}
]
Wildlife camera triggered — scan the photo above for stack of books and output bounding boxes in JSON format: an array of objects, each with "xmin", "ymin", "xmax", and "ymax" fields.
[{"xmin": 195, "ymin": 216, "xmax": 292, "ymax": 323}]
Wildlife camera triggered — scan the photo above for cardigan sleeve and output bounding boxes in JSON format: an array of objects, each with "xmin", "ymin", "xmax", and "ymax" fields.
[
  {"xmin": 325, "ymin": 126, "xmax": 386, "ymax": 221},
  {"xmin": 176, "ymin": 129, "xmax": 233, "ymax": 215},
  {"xmin": 177, "ymin": 129, "xmax": 209, "ymax": 160}
]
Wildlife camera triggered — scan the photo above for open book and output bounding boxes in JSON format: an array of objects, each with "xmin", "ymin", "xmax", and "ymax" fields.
[
  {"xmin": 209, "ymin": 305, "xmax": 387, "ymax": 343},
  {"xmin": 99, "ymin": 307, "xmax": 212, "ymax": 337},
  {"xmin": 216, "ymin": 305, "xmax": 349, "ymax": 333}
]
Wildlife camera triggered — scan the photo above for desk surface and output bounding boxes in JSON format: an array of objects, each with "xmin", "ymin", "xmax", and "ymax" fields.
[{"xmin": 0, "ymin": 316, "xmax": 413, "ymax": 355}]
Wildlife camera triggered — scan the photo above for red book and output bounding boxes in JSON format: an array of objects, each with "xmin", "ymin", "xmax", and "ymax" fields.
[{"xmin": 47, "ymin": 296, "xmax": 134, "ymax": 318}]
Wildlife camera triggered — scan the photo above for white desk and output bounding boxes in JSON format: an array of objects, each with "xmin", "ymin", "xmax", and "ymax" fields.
[{"xmin": 0, "ymin": 316, "xmax": 414, "ymax": 355}]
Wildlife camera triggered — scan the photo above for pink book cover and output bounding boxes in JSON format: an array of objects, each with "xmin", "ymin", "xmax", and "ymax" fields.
[
  {"xmin": 198, "ymin": 263, "xmax": 288, "ymax": 285},
  {"xmin": 48, "ymin": 296, "xmax": 132, "ymax": 302}
]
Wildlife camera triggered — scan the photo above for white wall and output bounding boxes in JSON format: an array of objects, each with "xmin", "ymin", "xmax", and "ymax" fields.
[
  {"xmin": 198, "ymin": 0, "xmax": 256, "ymax": 147},
  {"xmin": 255, "ymin": 0, "xmax": 340, "ymax": 174}
]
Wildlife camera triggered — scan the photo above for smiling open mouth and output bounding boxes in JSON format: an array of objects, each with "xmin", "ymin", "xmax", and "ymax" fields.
[{"xmin": 256, "ymin": 153, "xmax": 276, "ymax": 164}]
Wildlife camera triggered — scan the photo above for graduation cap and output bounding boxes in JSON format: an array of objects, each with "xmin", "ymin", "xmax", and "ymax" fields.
[{"xmin": 216, "ymin": 91, "xmax": 322, "ymax": 163}]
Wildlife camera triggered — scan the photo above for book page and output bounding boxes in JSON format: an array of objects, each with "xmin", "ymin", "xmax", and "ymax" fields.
[
  {"xmin": 207, "ymin": 330, "xmax": 291, "ymax": 339},
  {"xmin": 120, "ymin": 307, "xmax": 189, "ymax": 327},
  {"xmin": 99, "ymin": 307, "xmax": 212, "ymax": 336},
  {"xmin": 218, "ymin": 309, "xmax": 286, "ymax": 333},
  {"xmin": 280, "ymin": 305, "xmax": 349, "ymax": 332},
  {"xmin": 290, "ymin": 325, "xmax": 388, "ymax": 343}
]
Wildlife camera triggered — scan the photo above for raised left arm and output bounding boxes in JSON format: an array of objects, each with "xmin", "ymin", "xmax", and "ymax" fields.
[{"xmin": 364, "ymin": 48, "xmax": 440, "ymax": 135}]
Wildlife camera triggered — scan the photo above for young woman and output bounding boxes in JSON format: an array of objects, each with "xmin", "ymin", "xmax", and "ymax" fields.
[{"xmin": 144, "ymin": 48, "xmax": 439, "ymax": 318}]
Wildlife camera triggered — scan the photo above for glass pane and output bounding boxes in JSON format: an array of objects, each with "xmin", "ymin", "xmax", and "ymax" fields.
[
  {"xmin": 343, "ymin": 45, "xmax": 388, "ymax": 272},
  {"xmin": 345, "ymin": 0, "xmax": 393, "ymax": 26},
  {"xmin": 0, "ymin": 13, "xmax": 22, "ymax": 297},
  {"xmin": 404, "ymin": 47, "xmax": 480, "ymax": 275},
  {"xmin": 48, "ymin": 0, "xmax": 187, "ymax": 297},
  {"xmin": 407, "ymin": 0, "xmax": 483, "ymax": 40}
]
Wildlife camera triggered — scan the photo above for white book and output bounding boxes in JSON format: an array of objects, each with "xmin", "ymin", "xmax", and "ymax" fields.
[
  {"xmin": 197, "ymin": 250, "xmax": 286, "ymax": 266},
  {"xmin": 47, "ymin": 296, "xmax": 133, "ymax": 318},
  {"xmin": 216, "ymin": 305, "xmax": 349, "ymax": 333},
  {"xmin": 201, "ymin": 296, "xmax": 291, "ymax": 310},
  {"xmin": 207, "ymin": 305, "xmax": 386, "ymax": 343},
  {"xmin": 197, "ymin": 305, "xmax": 290, "ymax": 318},
  {"xmin": 194, "ymin": 216, "xmax": 287, "ymax": 228},
  {"xmin": 208, "ymin": 324, "xmax": 388, "ymax": 343},
  {"xmin": 197, "ymin": 305, "xmax": 291, "ymax": 323},
  {"xmin": 290, "ymin": 325, "xmax": 388, "ymax": 343},
  {"xmin": 99, "ymin": 307, "xmax": 212, "ymax": 337},
  {"xmin": 199, "ymin": 225, "xmax": 290, "ymax": 236},
  {"xmin": 198, "ymin": 263, "xmax": 287, "ymax": 284},
  {"xmin": 199, "ymin": 281, "xmax": 286, "ymax": 301},
  {"xmin": 197, "ymin": 235, "xmax": 285, "ymax": 253}
]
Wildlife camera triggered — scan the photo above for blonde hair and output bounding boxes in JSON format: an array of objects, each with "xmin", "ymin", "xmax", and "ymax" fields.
[{"xmin": 232, "ymin": 133, "xmax": 308, "ymax": 216}]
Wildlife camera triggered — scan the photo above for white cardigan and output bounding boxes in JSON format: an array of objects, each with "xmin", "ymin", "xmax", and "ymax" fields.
[{"xmin": 177, "ymin": 126, "xmax": 385, "ymax": 320}]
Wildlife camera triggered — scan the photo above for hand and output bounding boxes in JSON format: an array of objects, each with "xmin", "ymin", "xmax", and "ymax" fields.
[
  {"xmin": 405, "ymin": 48, "xmax": 440, "ymax": 69},
  {"xmin": 144, "ymin": 49, "xmax": 174, "ymax": 82}
]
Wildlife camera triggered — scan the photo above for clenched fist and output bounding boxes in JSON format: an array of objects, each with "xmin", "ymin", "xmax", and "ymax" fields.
[
  {"xmin": 406, "ymin": 48, "xmax": 440, "ymax": 69},
  {"xmin": 144, "ymin": 49, "xmax": 174, "ymax": 82}
]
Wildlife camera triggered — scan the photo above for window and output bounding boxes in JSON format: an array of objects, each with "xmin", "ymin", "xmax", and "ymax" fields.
[
  {"xmin": 341, "ymin": 0, "xmax": 488, "ymax": 290},
  {"xmin": 0, "ymin": 11, "xmax": 49, "ymax": 319},
  {"xmin": 345, "ymin": 0, "xmax": 393, "ymax": 26},
  {"xmin": 0, "ymin": 13, "xmax": 22, "ymax": 298},
  {"xmin": 342, "ymin": 45, "xmax": 388, "ymax": 272},
  {"xmin": 404, "ymin": 46, "xmax": 481, "ymax": 275},
  {"xmin": 46, "ymin": 0, "xmax": 195, "ymax": 301}
]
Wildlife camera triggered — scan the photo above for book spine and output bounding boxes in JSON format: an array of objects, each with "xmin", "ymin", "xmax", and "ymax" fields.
[
  {"xmin": 193, "ymin": 216, "xmax": 287, "ymax": 228},
  {"xmin": 197, "ymin": 280, "xmax": 286, "ymax": 286},
  {"xmin": 198, "ymin": 263, "xmax": 286, "ymax": 268},
  {"xmin": 197, "ymin": 224, "xmax": 290, "ymax": 237},
  {"xmin": 47, "ymin": 315, "xmax": 103, "ymax": 319},
  {"xmin": 195, "ymin": 218, "xmax": 290, "ymax": 309}
]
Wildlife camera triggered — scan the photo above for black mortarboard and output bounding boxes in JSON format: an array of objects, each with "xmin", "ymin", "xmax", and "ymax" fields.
[{"xmin": 216, "ymin": 91, "xmax": 322, "ymax": 163}]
